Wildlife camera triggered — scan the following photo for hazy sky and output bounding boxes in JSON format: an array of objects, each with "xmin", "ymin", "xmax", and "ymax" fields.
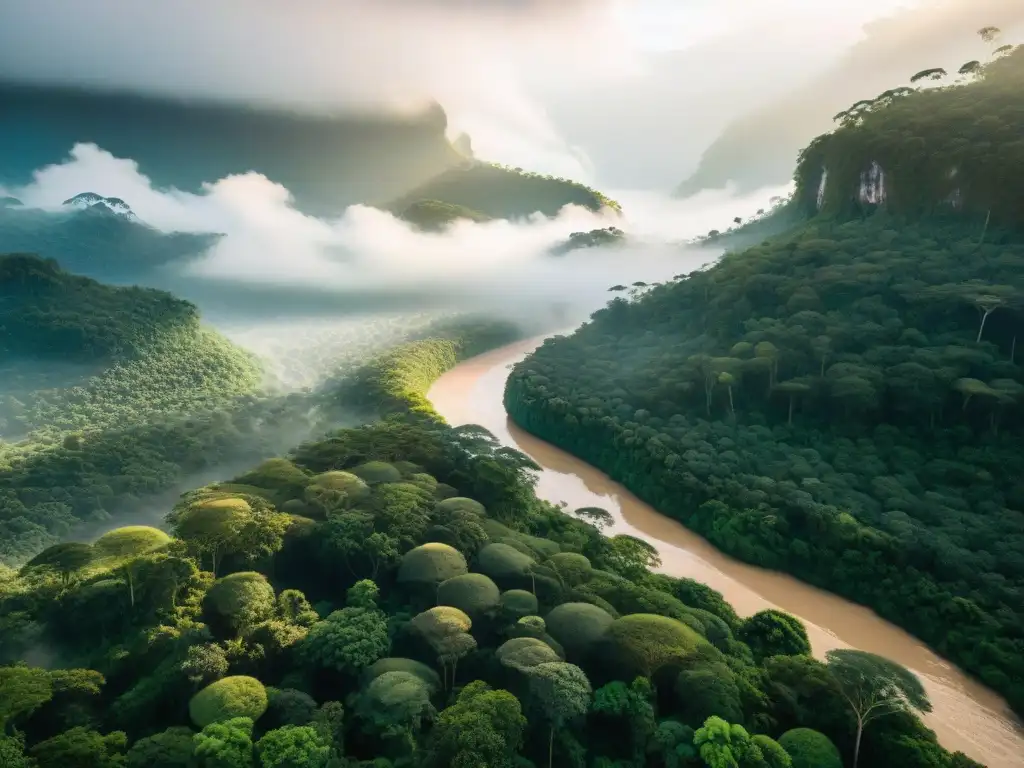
[{"xmin": 0, "ymin": 0, "xmax": 937, "ymax": 187}]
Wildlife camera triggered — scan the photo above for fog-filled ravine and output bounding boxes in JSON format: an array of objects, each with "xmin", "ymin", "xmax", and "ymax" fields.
[{"xmin": 427, "ymin": 337, "xmax": 1024, "ymax": 768}]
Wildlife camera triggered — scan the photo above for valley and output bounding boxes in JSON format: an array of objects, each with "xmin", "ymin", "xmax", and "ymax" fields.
[
  {"xmin": 428, "ymin": 337, "xmax": 1024, "ymax": 768},
  {"xmin": 1, "ymin": 10, "xmax": 1023, "ymax": 768}
]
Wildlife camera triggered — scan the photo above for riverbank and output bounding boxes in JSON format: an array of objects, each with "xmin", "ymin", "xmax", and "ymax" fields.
[{"xmin": 426, "ymin": 336, "xmax": 1024, "ymax": 768}]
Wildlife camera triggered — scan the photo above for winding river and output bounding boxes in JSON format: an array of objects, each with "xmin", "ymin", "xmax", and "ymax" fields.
[{"xmin": 427, "ymin": 336, "xmax": 1024, "ymax": 768}]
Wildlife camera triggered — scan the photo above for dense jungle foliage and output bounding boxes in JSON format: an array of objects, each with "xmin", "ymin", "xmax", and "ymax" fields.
[
  {"xmin": 0, "ymin": 204, "xmax": 218, "ymax": 283},
  {"xmin": 0, "ymin": 255, "xmax": 261, "ymax": 563},
  {"xmin": 506, "ymin": 209, "xmax": 1024, "ymax": 718},
  {"xmin": 0, "ymin": 339, "xmax": 981, "ymax": 768},
  {"xmin": 386, "ymin": 162, "xmax": 621, "ymax": 219},
  {"xmin": 0, "ymin": 254, "xmax": 201, "ymax": 362},
  {"xmin": 794, "ymin": 45, "xmax": 1024, "ymax": 223},
  {"xmin": 0, "ymin": 254, "xmax": 519, "ymax": 565}
]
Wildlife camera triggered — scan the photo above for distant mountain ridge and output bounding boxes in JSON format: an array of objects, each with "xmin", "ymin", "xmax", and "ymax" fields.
[
  {"xmin": 1, "ymin": 84, "xmax": 619, "ymax": 226},
  {"xmin": 0, "ymin": 83, "xmax": 463, "ymax": 217},
  {"xmin": 0, "ymin": 195, "xmax": 217, "ymax": 282},
  {"xmin": 62, "ymin": 191, "xmax": 136, "ymax": 220}
]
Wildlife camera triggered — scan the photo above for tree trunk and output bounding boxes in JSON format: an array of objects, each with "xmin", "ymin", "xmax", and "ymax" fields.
[
  {"xmin": 788, "ymin": 396, "xmax": 795, "ymax": 425},
  {"xmin": 549, "ymin": 726, "xmax": 554, "ymax": 768},
  {"xmin": 727, "ymin": 386, "xmax": 734, "ymax": 417},
  {"xmin": 978, "ymin": 208, "xmax": 991, "ymax": 245},
  {"xmin": 977, "ymin": 308, "xmax": 993, "ymax": 343},
  {"xmin": 127, "ymin": 568, "xmax": 135, "ymax": 608},
  {"xmin": 853, "ymin": 720, "xmax": 864, "ymax": 768}
]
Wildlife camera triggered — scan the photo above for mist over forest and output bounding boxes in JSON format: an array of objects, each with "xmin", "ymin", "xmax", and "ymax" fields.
[
  {"xmin": 2, "ymin": 2, "xmax": 1023, "ymax": 768},
  {"xmin": 1, "ymin": 140, "xmax": 786, "ymax": 328}
]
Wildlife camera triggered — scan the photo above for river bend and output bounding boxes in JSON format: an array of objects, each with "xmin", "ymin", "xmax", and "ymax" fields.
[{"xmin": 427, "ymin": 337, "xmax": 1024, "ymax": 768}]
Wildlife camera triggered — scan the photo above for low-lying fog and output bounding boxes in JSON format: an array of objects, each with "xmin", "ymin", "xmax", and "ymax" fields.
[{"xmin": 3, "ymin": 142, "xmax": 789, "ymax": 377}]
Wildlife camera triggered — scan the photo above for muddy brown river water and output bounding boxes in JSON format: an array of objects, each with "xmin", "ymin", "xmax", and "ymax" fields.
[{"xmin": 427, "ymin": 337, "xmax": 1024, "ymax": 768}]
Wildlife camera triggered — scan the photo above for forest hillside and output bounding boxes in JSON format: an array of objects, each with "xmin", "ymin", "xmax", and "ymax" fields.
[
  {"xmin": 0, "ymin": 256, "xmax": 521, "ymax": 567},
  {"xmin": 794, "ymin": 45, "xmax": 1024, "ymax": 225},
  {"xmin": 505, "ymin": 39, "xmax": 1024, "ymax": 719},
  {"xmin": 0, "ymin": 254, "xmax": 200, "ymax": 363},
  {"xmin": 393, "ymin": 200, "xmax": 493, "ymax": 232},
  {"xmin": 0, "ymin": 255, "xmax": 264, "ymax": 563},
  {"xmin": 386, "ymin": 163, "xmax": 621, "ymax": 220},
  {"xmin": 0, "ymin": 336, "xmax": 981, "ymax": 768}
]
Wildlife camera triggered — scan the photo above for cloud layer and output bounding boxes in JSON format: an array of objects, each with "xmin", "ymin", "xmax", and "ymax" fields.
[{"xmin": 5, "ymin": 143, "xmax": 787, "ymax": 323}]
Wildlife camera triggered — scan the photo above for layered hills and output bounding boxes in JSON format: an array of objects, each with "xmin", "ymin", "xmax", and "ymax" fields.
[
  {"xmin": 0, "ymin": 254, "xmax": 264, "ymax": 562},
  {"xmin": 0, "ymin": 253, "xmax": 523, "ymax": 565}
]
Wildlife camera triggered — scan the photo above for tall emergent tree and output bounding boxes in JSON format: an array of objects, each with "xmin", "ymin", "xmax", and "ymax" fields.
[
  {"xmin": 528, "ymin": 662, "xmax": 592, "ymax": 768},
  {"xmin": 20, "ymin": 543, "xmax": 95, "ymax": 588},
  {"xmin": 918, "ymin": 282, "xmax": 1019, "ymax": 343},
  {"xmin": 825, "ymin": 649, "xmax": 931, "ymax": 768}
]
